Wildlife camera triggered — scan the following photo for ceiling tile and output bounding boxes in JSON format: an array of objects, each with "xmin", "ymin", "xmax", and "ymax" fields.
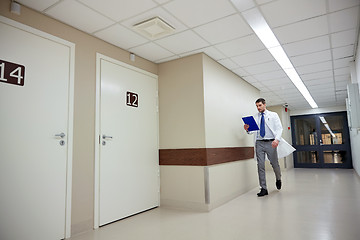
[
  {"xmin": 78, "ymin": 0, "xmax": 157, "ymax": 22},
  {"xmin": 266, "ymin": 82, "xmax": 295, "ymax": 92},
  {"xmin": 256, "ymin": 0, "xmax": 275, "ymax": 5},
  {"xmin": 262, "ymin": 78, "xmax": 296, "ymax": 89},
  {"xmin": 273, "ymin": 15, "xmax": 328, "ymax": 44},
  {"xmin": 301, "ymin": 70, "xmax": 333, "ymax": 81},
  {"xmin": 260, "ymin": 88, "xmax": 273, "ymax": 94},
  {"xmin": 328, "ymin": 6, "xmax": 360, "ymax": 33},
  {"xmin": 45, "ymin": 0, "xmax": 115, "ymax": 33},
  {"xmin": 231, "ymin": 49, "xmax": 273, "ymax": 67},
  {"xmin": 243, "ymin": 61, "xmax": 281, "ymax": 75},
  {"xmin": 94, "ymin": 24, "xmax": 148, "ymax": 49},
  {"xmin": 202, "ymin": 47, "xmax": 227, "ymax": 61},
  {"xmin": 335, "ymin": 90, "xmax": 347, "ymax": 95},
  {"xmin": 334, "ymin": 67, "xmax": 350, "ymax": 76},
  {"xmin": 163, "ymin": 0, "xmax": 236, "ymax": 28},
  {"xmin": 218, "ymin": 59, "xmax": 239, "ymax": 70},
  {"xmin": 335, "ymin": 92, "xmax": 348, "ymax": 98},
  {"xmin": 304, "ymin": 77, "xmax": 334, "ymax": 86},
  {"xmin": 331, "ymin": 29, "xmax": 357, "ymax": 48},
  {"xmin": 332, "ymin": 45, "xmax": 355, "ymax": 59},
  {"xmin": 335, "ymin": 80, "xmax": 349, "ymax": 90},
  {"xmin": 253, "ymin": 70, "xmax": 287, "ymax": 81},
  {"xmin": 154, "ymin": 30, "xmax": 209, "ymax": 54},
  {"xmin": 260, "ymin": 0, "xmax": 327, "ymax": 27},
  {"xmin": 156, "ymin": 55, "xmax": 180, "ymax": 63},
  {"xmin": 241, "ymin": 75, "xmax": 258, "ymax": 83},
  {"xmin": 120, "ymin": 7, "xmax": 187, "ymax": 35},
  {"xmin": 179, "ymin": 47, "xmax": 226, "ymax": 60},
  {"xmin": 309, "ymin": 85, "xmax": 335, "ymax": 91},
  {"xmin": 334, "ymin": 75, "xmax": 350, "ymax": 82},
  {"xmin": 153, "ymin": 0, "xmax": 172, "ymax": 4},
  {"xmin": 283, "ymin": 35, "xmax": 330, "ymax": 57},
  {"xmin": 250, "ymin": 81, "xmax": 266, "ymax": 90},
  {"xmin": 193, "ymin": 14, "xmax": 252, "ymax": 45},
  {"xmin": 261, "ymin": 77, "xmax": 293, "ymax": 87},
  {"xmin": 290, "ymin": 50, "xmax": 332, "ymax": 67},
  {"xmin": 314, "ymin": 96, "xmax": 336, "ymax": 103},
  {"xmin": 233, "ymin": 68, "xmax": 251, "ymax": 78},
  {"xmin": 328, "ymin": 0, "xmax": 360, "ymax": 12},
  {"xmin": 17, "ymin": 0, "xmax": 59, "ymax": 11},
  {"xmin": 128, "ymin": 42, "xmax": 174, "ymax": 62},
  {"xmin": 296, "ymin": 61, "xmax": 332, "ymax": 75},
  {"xmin": 276, "ymin": 88, "xmax": 300, "ymax": 95},
  {"xmin": 268, "ymin": 100, "xmax": 285, "ymax": 106},
  {"xmin": 333, "ymin": 57, "xmax": 353, "ymax": 69},
  {"xmin": 312, "ymin": 96, "xmax": 336, "ymax": 104},
  {"xmin": 215, "ymin": 35, "xmax": 265, "ymax": 57},
  {"xmin": 280, "ymin": 96, "xmax": 305, "ymax": 102},
  {"xmin": 278, "ymin": 90, "xmax": 306, "ymax": 102}
]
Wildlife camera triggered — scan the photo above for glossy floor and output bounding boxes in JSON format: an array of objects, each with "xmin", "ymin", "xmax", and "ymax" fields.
[{"xmin": 69, "ymin": 169, "xmax": 360, "ymax": 240}]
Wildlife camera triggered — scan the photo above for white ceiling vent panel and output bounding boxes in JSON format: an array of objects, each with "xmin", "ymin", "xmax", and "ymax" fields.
[{"xmin": 133, "ymin": 17, "xmax": 175, "ymax": 40}]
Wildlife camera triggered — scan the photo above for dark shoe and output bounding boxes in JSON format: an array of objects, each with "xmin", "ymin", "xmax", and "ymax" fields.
[
  {"xmin": 257, "ymin": 188, "xmax": 268, "ymax": 197},
  {"xmin": 276, "ymin": 180, "xmax": 282, "ymax": 190}
]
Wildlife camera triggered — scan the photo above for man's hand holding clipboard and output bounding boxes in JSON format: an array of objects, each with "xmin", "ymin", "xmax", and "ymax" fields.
[{"xmin": 242, "ymin": 116, "xmax": 259, "ymax": 132}]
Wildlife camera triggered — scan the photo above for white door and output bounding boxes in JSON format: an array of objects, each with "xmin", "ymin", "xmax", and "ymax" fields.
[
  {"xmin": 98, "ymin": 56, "xmax": 159, "ymax": 226},
  {"xmin": 0, "ymin": 18, "xmax": 73, "ymax": 239}
]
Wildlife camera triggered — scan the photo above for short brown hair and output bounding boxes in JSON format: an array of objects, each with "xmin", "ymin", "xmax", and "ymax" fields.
[{"xmin": 255, "ymin": 98, "xmax": 266, "ymax": 104}]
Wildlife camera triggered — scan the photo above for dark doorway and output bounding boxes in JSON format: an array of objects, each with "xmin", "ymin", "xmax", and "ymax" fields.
[{"xmin": 291, "ymin": 112, "xmax": 352, "ymax": 168}]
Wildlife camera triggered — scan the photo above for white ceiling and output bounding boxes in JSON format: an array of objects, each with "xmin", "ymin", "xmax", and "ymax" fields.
[{"xmin": 16, "ymin": 0, "xmax": 360, "ymax": 110}]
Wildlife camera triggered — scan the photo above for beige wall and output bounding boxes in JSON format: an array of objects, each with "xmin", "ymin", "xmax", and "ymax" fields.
[
  {"xmin": 208, "ymin": 160, "xmax": 257, "ymax": 209},
  {"xmin": 202, "ymin": 55, "xmax": 259, "ymax": 148},
  {"xmin": 158, "ymin": 54, "xmax": 206, "ymax": 149},
  {"xmin": 160, "ymin": 166, "xmax": 207, "ymax": 211},
  {"xmin": 0, "ymin": 0, "xmax": 157, "ymax": 235},
  {"xmin": 159, "ymin": 53, "xmax": 260, "ymax": 211},
  {"xmin": 202, "ymin": 55, "xmax": 259, "ymax": 208},
  {"xmin": 158, "ymin": 54, "xmax": 207, "ymax": 210}
]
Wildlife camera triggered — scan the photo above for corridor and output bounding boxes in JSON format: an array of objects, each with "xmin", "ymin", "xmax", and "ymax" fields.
[{"xmin": 69, "ymin": 168, "xmax": 360, "ymax": 240}]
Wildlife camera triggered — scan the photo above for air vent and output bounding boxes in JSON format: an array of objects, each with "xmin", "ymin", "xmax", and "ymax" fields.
[{"xmin": 133, "ymin": 17, "xmax": 175, "ymax": 40}]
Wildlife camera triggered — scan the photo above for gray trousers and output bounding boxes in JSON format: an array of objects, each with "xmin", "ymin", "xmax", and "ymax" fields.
[{"xmin": 255, "ymin": 140, "xmax": 281, "ymax": 190}]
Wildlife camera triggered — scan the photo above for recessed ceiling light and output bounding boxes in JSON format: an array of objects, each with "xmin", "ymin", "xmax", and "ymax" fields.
[{"xmin": 133, "ymin": 17, "xmax": 175, "ymax": 40}]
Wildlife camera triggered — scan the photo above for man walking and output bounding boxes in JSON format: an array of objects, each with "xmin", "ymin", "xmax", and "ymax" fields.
[{"xmin": 244, "ymin": 98, "xmax": 283, "ymax": 197}]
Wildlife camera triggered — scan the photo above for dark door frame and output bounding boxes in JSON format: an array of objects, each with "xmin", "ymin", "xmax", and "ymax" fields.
[{"xmin": 291, "ymin": 111, "xmax": 352, "ymax": 169}]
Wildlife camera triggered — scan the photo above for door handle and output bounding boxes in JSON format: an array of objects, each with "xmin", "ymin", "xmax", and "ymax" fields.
[
  {"xmin": 102, "ymin": 135, "xmax": 113, "ymax": 140},
  {"xmin": 55, "ymin": 132, "xmax": 65, "ymax": 138}
]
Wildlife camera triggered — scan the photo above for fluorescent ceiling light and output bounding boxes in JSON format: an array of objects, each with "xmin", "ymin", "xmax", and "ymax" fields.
[
  {"xmin": 238, "ymin": 6, "xmax": 318, "ymax": 109},
  {"xmin": 231, "ymin": 0, "xmax": 256, "ymax": 14},
  {"xmin": 319, "ymin": 116, "xmax": 327, "ymax": 124}
]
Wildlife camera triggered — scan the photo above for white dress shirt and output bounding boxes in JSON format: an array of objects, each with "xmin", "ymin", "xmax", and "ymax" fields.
[{"xmin": 256, "ymin": 110, "xmax": 276, "ymax": 140}]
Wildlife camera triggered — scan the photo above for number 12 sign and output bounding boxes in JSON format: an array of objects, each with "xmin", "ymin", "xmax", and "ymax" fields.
[
  {"xmin": 0, "ymin": 59, "xmax": 25, "ymax": 86},
  {"xmin": 126, "ymin": 91, "xmax": 138, "ymax": 108}
]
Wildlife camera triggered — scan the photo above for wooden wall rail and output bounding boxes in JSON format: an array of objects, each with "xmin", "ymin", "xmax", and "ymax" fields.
[{"xmin": 159, "ymin": 147, "xmax": 254, "ymax": 166}]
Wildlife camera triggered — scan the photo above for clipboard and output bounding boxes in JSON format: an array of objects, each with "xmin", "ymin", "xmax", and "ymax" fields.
[{"xmin": 242, "ymin": 116, "xmax": 259, "ymax": 131}]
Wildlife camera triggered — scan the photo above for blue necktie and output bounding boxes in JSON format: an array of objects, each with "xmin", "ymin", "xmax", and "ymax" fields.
[{"xmin": 260, "ymin": 113, "xmax": 265, "ymax": 138}]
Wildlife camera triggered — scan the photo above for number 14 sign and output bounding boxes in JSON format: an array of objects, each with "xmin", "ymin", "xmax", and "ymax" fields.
[{"xmin": 0, "ymin": 59, "xmax": 25, "ymax": 86}]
